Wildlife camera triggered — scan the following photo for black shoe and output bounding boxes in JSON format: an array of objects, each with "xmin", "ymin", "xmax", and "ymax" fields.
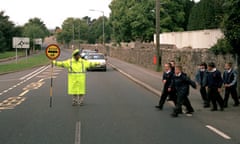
[
  {"xmin": 171, "ymin": 113, "xmax": 178, "ymax": 117},
  {"xmin": 204, "ymin": 104, "xmax": 210, "ymax": 108},
  {"xmin": 220, "ymin": 107, "xmax": 224, "ymax": 111},
  {"xmin": 155, "ymin": 105, "xmax": 163, "ymax": 110},
  {"xmin": 233, "ymin": 103, "xmax": 239, "ymax": 107},
  {"xmin": 179, "ymin": 108, "xmax": 183, "ymax": 114},
  {"xmin": 186, "ymin": 109, "xmax": 194, "ymax": 113}
]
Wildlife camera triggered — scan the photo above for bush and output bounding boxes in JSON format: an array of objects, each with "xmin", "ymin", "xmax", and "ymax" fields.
[{"xmin": 210, "ymin": 38, "xmax": 233, "ymax": 55}]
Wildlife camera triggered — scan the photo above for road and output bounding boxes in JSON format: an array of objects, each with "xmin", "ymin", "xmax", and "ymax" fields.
[{"xmin": 0, "ymin": 49, "xmax": 239, "ymax": 144}]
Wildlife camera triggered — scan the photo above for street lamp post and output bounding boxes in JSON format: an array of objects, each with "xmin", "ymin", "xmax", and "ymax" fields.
[
  {"xmin": 78, "ymin": 23, "xmax": 81, "ymax": 49},
  {"xmin": 89, "ymin": 9, "xmax": 105, "ymax": 47},
  {"xmin": 72, "ymin": 24, "xmax": 75, "ymax": 50}
]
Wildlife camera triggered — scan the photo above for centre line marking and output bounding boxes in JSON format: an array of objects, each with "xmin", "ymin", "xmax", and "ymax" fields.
[
  {"xmin": 75, "ymin": 121, "xmax": 81, "ymax": 144},
  {"xmin": 206, "ymin": 125, "xmax": 231, "ymax": 140}
]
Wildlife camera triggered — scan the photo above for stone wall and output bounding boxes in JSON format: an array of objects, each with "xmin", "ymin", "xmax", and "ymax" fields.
[
  {"xmin": 161, "ymin": 48, "xmax": 235, "ymax": 79},
  {"xmin": 79, "ymin": 43, "xmax": 236, "ymax": 78}
]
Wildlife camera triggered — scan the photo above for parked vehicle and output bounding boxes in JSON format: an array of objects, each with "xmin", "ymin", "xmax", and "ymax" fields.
[{"xmin": 85, "ymin": 53, "xmax": 107, "ymax": 71}]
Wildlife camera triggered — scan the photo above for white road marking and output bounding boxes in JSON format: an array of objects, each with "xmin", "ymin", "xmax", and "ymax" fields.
[
  {"xmin": 206, "ymin": 125, "xmax": 231, "ymax": 140},
  {"xmin": 75, "ymin": 121, "xmax": 81, "ymax": 144},
  {"xmin": 19, "ymin": 66, "xmax": 46, "ymax": 80},
  {"xmin": 0, "ymin": 65, "xmax": 50, "ymax": 96}
]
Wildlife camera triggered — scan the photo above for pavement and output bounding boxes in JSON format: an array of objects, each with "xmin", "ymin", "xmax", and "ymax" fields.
[{"xmin": 108, "ymin": 57, "xmax": 163, "ymax": 97}]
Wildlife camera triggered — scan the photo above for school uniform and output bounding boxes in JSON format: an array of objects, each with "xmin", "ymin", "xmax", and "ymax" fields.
[
  {"xmin": 156, "ymin": 70, "xmax": 175, "ymax": 109},
  {"xmin": 195, "ymin": 69, "xmax": 210, "ymax": 107},
  {"xmin": 223, "ymin": 69, "xmax": 239, "ymax": 107},
  {"xmin": 170, "ymin": 73, "xmax": 196, "ymax": 117},
  {"xmin": 206, "ymin": 68, "xmax": 224, "ymax": 111}
]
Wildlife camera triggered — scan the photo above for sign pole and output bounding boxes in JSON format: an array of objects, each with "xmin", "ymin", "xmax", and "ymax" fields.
[
  {"xmin": 16, "ymin": 47, "xmax": 18, "ymax": 63},
  {"xmin": 50, "ymin": 60, "xmax": 53, "ymax": 107},
  {"xmin": 45, "ymin": 44, "xmax": 61, "ymax": 108},
  {"xmin": 26, "ymin": 48, "xmax": 28, "ymax": 62}
]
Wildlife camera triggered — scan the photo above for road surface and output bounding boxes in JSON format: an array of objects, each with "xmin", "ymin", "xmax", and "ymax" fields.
[{"xmin": 0, "ymin": 49, "xmax": 238, "ymax": 144}]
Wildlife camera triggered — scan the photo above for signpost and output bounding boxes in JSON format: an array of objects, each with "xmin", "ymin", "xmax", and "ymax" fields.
[
  {"xmin": 45, "ymin": 44, "xmax": 61, "ymax": 107},
  {"xmin": 13, "ymin": 37, "xmax": 30, "ymax": 63},
  {"xmin": 34, "ymin": 38, "xmax": 43, "ymax": 51}
]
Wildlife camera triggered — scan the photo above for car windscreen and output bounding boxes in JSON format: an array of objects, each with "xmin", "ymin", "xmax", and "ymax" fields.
[{"xmin": 87, "ymin": 55, "xmax": 104, "ymax": 59}]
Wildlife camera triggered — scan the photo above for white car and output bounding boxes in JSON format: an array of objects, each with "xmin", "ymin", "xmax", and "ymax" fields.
[
  {"xmin": 85, "ymin": 53, "xmax": 107, "ymax": 71},
  {"xmin": 80, "ymin": 49, "xmax": 97, "ymax": 59}
]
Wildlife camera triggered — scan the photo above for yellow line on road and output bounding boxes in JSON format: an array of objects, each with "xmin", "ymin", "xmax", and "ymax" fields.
[{"xmin": 19, "ymin": 90, "xmax": 29, "ymax": 97}]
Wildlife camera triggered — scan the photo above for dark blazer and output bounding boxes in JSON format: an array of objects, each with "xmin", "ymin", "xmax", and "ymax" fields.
[
  {"xmin": 162, "ymin": 71, "xmax": 174, "ymax": 90},
  {"xmin": 223, "ymin": 69, "xmax": 237, "ymax": 88},
  {"xmin": 206, "ymin": 69, "xmax": 223, "ymax": 88},
  {"xmin": 170, "ymin": 73, "xmax": 196, "ymax": 97}
]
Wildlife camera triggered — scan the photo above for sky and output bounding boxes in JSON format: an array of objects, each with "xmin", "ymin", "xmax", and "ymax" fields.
[{"xmin": 0, "ymin": 0, "xmax": 112, "ymax": 29}]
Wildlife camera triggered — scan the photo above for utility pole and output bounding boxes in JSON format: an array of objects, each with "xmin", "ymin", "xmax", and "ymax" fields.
[{"xmin": 156, "ymin": 0, "xmax": 160, "ymax": 71}]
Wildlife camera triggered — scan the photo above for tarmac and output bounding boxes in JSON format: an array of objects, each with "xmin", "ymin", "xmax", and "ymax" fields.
[
  {"xmin": 107, "ymin": 57, "xmax": 240, "ymax": 114},
  {"xmin": 1, "ymin": 52, "xmax": 239, "ymax": 114},
  {"xmin": 108, "ymin": 57, "xmax": 162, "ymax": 97}
]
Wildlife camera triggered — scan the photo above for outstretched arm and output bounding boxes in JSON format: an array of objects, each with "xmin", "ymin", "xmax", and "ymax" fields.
[{"xmin": 52, "ymin": 59, "xmax": 70, "ymax": 68}]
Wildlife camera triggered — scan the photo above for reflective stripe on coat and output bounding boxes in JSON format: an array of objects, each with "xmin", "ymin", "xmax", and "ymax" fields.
[{"xmin": 53, "ymin": 58, "xmax": 91, "ymax": 95}]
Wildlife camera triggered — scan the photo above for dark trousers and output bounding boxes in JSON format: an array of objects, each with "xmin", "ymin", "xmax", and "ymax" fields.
[
  {"xmin": 208, "ymin": 88, "xmax": 224, "ymax": 109},
  {"xmin": 174, "ymin": 94, "xmax": 194, "ymax": 114},
  {"xmin": 158, "ymin": 89, "xmax": 176, "ymax": 108},
  {"xmin": 224, "ymin": 87, "xmax": 240, "ymax": 106},
  {"xmin": 200, "ymin": 86, "xmax": 210, "ymax": 106}
]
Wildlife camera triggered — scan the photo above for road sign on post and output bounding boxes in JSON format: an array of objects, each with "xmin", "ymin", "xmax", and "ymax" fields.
[
  {"xmin": 45, "ymin": 44, "xmax": 61, "ymax": 107},
  {"xmin": 45, "ymin": 44, "xmax": 61, "ymax": 60},
  {"xmin": 13, "ymin": 37, "xmax": 30, "ymax": 49},
  {"xmin": 13, "ymin": 37, "xmax": 30, "ymax": 63}
]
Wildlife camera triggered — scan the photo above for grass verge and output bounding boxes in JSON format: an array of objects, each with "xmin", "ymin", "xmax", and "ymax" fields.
[
  {"xmin": 0, "ymin": 52, "xmax": 50, "ymax": 74},
  {"xmin": 0, "ymin": 51, "xmax": 25, "ymax": 59}
]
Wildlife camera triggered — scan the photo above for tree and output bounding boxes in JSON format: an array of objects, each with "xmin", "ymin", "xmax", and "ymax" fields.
[
  {"xmin": 109, "ymin": 0, "xmax": 133, "ymax": 43},
  {"xmin": 57, "ymin": 17, "xmax": 90, "ymax": 47},
  {"xmin": 57, "ymin": 16, "xmax": 111, "ymax": 46},
  {"xmin": 23, "ymin": 18, "xmax": 49, "ymax": 39},
  {"xmin": 23, "ymin": 17, "xmax": 49, "ymax": 51},
  {"xmin": 222, "ymin": 0, "xmax": 240, "ymax": 94},
  {"xmin": 223, "ymin": 0, "xmax": 240, "ymax": 54},
  {"xmin": 187, "ymin": 0, "xmax": 224, "ymax": 30},
  {"xmin": 182, "ymin": 0, "xmax": 195, "ymax": 30},
  {"xmin": 109, "ymin": 0, "xmax": 193, "ymax": 43},
  {"xmin": 88, "ymin": 16, "xmax": 111, "ymax": 44},
  {"xmin": 0, "ymin": 11, "xmax": 16, "ymax": 52},
  {"xmin": 57, "ymin": 18, "xmax": 75, "ymax": 46},
  {"xmin": 160, "ymin": 0, "xmax": 188, "ymax": 32}
]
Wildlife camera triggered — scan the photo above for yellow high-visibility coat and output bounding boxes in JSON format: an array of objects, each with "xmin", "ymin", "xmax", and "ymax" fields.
[{"xmin": 53, "ymin": 57, "xmax": 92, "ymax": 95}]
